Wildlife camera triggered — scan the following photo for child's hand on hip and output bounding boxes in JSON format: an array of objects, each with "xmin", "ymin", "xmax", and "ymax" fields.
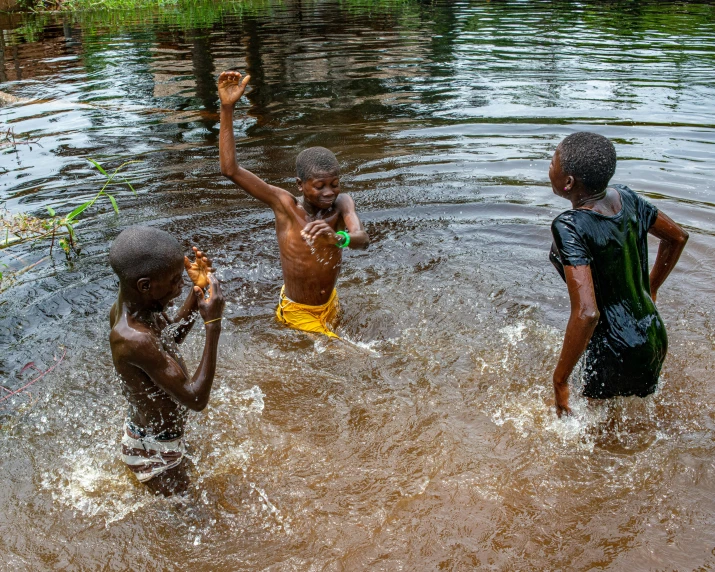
[{"xmin": 218, "ymin": 70, "xmax": 250, "ymax": 106}]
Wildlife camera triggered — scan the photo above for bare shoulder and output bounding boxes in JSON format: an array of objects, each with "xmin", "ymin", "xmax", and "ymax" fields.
[
  {"xmin": 109, "ymin": 318, "xmax": 160, "ymax": 364},
  {"xmin": 278, "ymin": 188, "xmax": 300, "ymax": 209},
  {"xmin": 276, "ymin": 191, "xmax": 304, "ymax": 225},
  {"xmin": 335, "ymin": 193, "xmax": 357, "ymax": 212}
]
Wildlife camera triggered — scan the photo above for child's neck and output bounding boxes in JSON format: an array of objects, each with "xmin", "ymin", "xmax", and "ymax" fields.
[
  {"xmin": 300, "ymin": 196, "xmax": 333, "ymax": 218},
  {"xmin": 571, "ymin": 190, "xmax": 606, "ymax": 209},
  {"xmin": 117, "ymin": 288, "xmax": 162, "ymax": 322},
  {"xmin": 570, "ymin": 188, "xmax": 608, "ymax": 210}
]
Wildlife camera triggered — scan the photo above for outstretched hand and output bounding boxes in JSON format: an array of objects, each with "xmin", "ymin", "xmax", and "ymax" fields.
[
  {"xmin": 218, "ymin": 70, "xmax": 251, "ymax": 106},
  {"xmin": 184, "ymin": 247, "xmax": 214, "ymax": 290}
]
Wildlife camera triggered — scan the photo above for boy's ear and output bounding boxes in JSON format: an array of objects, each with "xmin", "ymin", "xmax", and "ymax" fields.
[
  {"xmin": 136, "ymin": 277, "xmax": 151, "ymax": 293},
  {"xmin": 296, "ymin": 177, "xmax": 303, "ymax": 188}
]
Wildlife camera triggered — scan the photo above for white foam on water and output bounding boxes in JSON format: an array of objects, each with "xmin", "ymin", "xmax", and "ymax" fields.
[
  {"xmin": 40, "ymin": 447, "xmax": 162, "ymax": 526},
  {"xmin": 499, "ymin": 323, "xmax": 527, "ymax": 345},
  {"xmin": 336, "ymin": 335, "xmax": 385, "ymax": 356},
  {"xmin": 488, "ymin": 320, "xmax": 626, "ymax": 453},
  {"xmin": 249, "ymin": 481, "xmax": 292, "ymax": 535},
  {"xmin": 222, "ymin": 384, "xmax": 265, "ymax": 414},
  {"xmin": 40, "ymin": 384, "xmax": 268, "ymax": 526}
]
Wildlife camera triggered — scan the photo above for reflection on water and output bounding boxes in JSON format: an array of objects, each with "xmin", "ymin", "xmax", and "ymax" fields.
[{"xmin": 1, "ymin": 0, "xmax": 715, "ymax": 569}]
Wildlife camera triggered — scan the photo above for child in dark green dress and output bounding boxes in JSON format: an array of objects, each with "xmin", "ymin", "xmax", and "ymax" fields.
[{"xmin": 548, "ymin": 132, "xmax": 689, "ymax": 416}]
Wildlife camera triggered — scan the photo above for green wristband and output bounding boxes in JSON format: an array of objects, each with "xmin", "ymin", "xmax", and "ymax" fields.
[{"xmin": 335, "ymin": 231, "xmax": 350, "ymax": 249}]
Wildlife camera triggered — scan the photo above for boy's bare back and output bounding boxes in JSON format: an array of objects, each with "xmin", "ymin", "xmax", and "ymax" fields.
[
  {"xmin": 108, "ymin": 230, "xmax": 224, "ymax": 493},
  {"xmin": 110, "ymin": 302, "xmax": 191, "ymax": 435}
]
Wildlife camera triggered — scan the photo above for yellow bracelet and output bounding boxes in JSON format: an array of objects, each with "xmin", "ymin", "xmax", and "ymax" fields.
[{"xmin": 204, "ymin": 318, "xmax": 223, "ymax": 325}]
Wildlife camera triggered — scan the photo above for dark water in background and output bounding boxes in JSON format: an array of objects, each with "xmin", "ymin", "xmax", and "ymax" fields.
[{"xmin": 1, "ymin": 1, "xmax": 715, "ymax": 569}]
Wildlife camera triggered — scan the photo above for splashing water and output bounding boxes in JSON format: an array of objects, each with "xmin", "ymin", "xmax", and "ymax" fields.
[{"xmin": 2, "ymin": 1, "xmax": 715, "ymax": 569}]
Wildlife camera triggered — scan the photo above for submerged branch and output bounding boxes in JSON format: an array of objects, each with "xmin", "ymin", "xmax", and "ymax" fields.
[{"xmin": 0, "ymin": 347, "xmax": 67, "ymax": 404}]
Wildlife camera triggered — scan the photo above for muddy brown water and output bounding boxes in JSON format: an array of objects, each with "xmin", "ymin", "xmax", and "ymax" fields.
[{"xmin": 1, "ymin": 1, "xmax": 715, "ymax": 570}]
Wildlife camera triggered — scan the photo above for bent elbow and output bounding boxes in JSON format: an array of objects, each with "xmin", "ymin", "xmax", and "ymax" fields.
[
  {"xmin": 678, "ymin": 230, "xmax": 689, "ymax": 246},
  {"xmin": 580, "ymin": 308, "xmax": 600, "ymax": 326},
  {"xmin": 187, "ymin": 397, "xmax": 209, "ymax": 412}
]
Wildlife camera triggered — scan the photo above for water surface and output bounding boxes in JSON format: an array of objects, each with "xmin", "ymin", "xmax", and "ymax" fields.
[{"xmin": 1, "ymin": 1, "xmax": 715, "ymax": 570}]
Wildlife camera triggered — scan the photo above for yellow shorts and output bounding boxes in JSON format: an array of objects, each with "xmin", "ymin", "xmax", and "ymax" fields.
[{"xmin": 275, "ymin": 286, "xmax": 341, "ymax": 339}]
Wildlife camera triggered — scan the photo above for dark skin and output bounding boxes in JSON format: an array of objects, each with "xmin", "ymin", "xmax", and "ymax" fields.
[
  {"xmin": 109, "ymin": 249, "xmax": 225, "ymax": 494},
  {"xmin": 218, "ymin": 71, "xmax": 369, "ymax": 306},
  {"xmin": 549, "ymin": 147, "xmax": 689, "ymax": 417}
]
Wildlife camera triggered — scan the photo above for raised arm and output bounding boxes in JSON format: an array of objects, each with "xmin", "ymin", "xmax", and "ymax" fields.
[
  {"xmin": 168, "ymin": 287, "xmax": 198, "ymax": 344},
  {"xmin": 218, "ymin": 70, "xmax": 293, "ymax": 211},
  {"xmin": 167, "ymin": 247, "xmax": 214, "ymax": 344},
  {"xmin": 129, "ymin": 274, "xmax": 225, "ymax": 411},
  {"xmin": 553, "ymin": 265, "xmax": 600, "ymax": 417},
  {"xmin": 648, "ymin": 211, "xmax": 688, "ymax": 302}
]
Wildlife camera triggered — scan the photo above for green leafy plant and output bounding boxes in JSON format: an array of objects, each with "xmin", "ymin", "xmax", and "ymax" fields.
[{"xmin": 1, "ymin": 158, "xmax": 137, "ymax": 257}]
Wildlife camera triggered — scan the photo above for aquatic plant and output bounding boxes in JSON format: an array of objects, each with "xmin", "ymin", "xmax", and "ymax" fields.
[
  {"xmin": 16, "ymin": 0, "xmax": 275, "ymax": 15},
  {"xmin": 0, "ymin": 158, "xmax": 137, "ymax": 289}
]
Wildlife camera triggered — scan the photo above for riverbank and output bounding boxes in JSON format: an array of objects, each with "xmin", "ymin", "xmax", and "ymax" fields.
[
  {"xmin": 2, "ymin": 0, "xmax": 271, "ymax": 12},
  {"xmin": 3, "ymin": 0, "xmax": 410, "ymax": 13},
  {"xmin": 5, "ymin": 0, "xmax": 189, "ymax": 11}
]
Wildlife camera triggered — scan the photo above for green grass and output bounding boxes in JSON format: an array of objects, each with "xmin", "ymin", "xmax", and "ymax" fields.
[
  {"xmin": 7, "ymin": 0, "xmax": 418, "ymax": 46},
  {"xmin": 23, "ymin": 0, "xmax": 412, "ymax": 10},
  {"xmin": 20, "ymin": 0, "xmax": 278, "ymax": 13},
  {"xmin": 7, "ymin": 0, "xmax": 281, "ymax": 43}
]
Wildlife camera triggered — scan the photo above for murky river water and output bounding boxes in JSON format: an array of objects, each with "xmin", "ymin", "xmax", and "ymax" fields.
[{"xmin": 1, "ymin": 1, "xmax": 715, "ymax": 569}]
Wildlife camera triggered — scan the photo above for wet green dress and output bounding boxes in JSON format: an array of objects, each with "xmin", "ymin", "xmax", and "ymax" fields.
[{"xmin": 550, "ymin": 185, "xmax": 667, "ymax": 398}]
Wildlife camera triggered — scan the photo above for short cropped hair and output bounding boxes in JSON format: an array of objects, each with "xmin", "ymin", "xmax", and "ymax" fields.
[
  {"xmin": 558, "ymin": 132, "xmax": 617, "ymax": 193},
  {"xmin": 109, "ymin": 226, "xmax": 183, "ymax": 287},
  {"xmin": 296, "ymin": 146, "xmax": 340, "ymax": 181}
]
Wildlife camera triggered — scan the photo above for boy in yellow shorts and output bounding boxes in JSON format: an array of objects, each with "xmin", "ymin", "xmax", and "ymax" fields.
[{"xmin": 218, "ymin": 70, "xmax": 369, "ymax": 338}]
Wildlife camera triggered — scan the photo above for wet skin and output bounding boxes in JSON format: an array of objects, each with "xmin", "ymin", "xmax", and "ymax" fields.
[
  {"xmin": 109, "ymin": 249, "xmax": 225, "ymax": 493},
  {"xmin": 548, "ymin": 147, "xmax": 689, "ymax": 417},
  {"xmin": 218, "ymin": 70, "xmax": 369, "ymax": 307}
]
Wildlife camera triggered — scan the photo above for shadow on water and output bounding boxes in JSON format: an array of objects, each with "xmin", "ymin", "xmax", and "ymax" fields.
[{"xmin": 1, "ymin": 0, "xmax": 715, "ymax": 569}]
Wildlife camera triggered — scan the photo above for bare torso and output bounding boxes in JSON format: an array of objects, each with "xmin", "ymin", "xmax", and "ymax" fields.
[
  {"xmin": 277, "ymin": 195, "xmax": 347, "ymax": 306},
  {"xmin": 109, "ymin": 303, "xmax": 188, "ymax": 436}
]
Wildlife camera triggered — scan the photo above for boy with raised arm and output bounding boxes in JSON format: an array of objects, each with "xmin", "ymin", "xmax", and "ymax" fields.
[
  {"xmin": 109, "ymin": 227, "xmax": 225, "ymax": 494},
  {"xmin": 218, "ymin": 70, "xmax": 369, "ymax": 339}
]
